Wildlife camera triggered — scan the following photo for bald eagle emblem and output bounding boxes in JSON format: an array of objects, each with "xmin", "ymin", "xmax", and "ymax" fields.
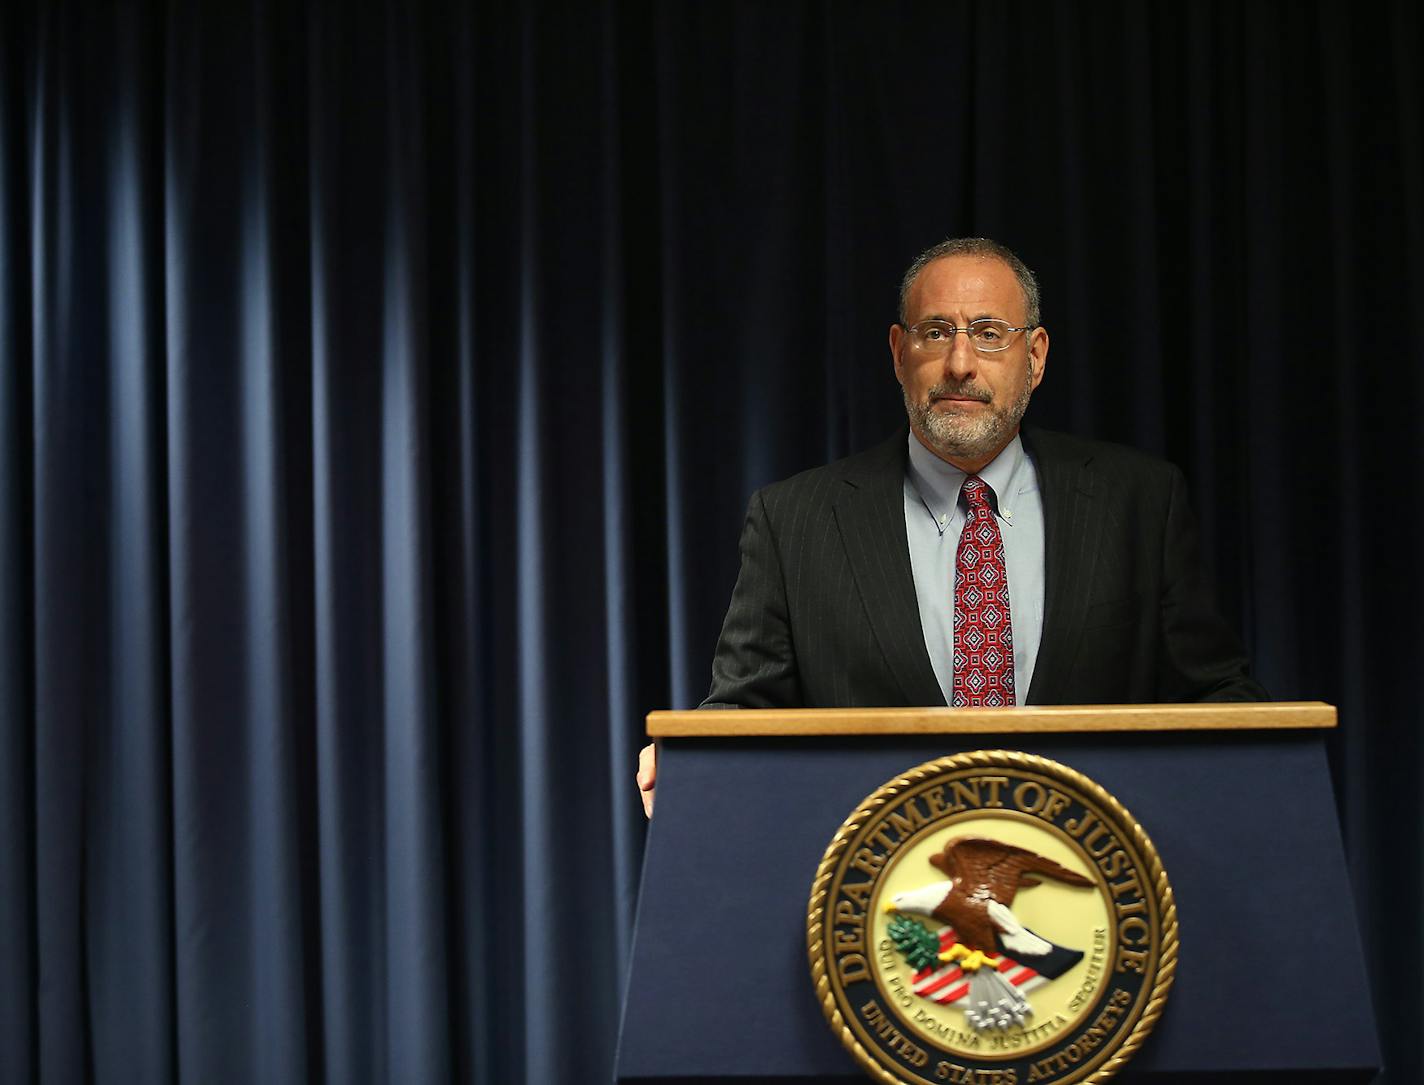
[{"xmin": 885, "ymin": 836, "xmax": 1094, "ymax": 1031}]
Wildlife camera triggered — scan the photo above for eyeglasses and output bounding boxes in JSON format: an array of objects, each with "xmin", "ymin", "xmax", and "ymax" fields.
[{"xmin": 900, "ymin": 318, "xmax": 1036, "ymax": 356}]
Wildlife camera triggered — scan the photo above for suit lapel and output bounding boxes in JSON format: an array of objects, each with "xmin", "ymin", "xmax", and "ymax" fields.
[
  {"xmin": 1023, "ymin": 428, "xmax": 1102, "ymax": 704},
  {"xmin": 833, "ymin": 431, "xmax": 946, "ymax": 707}
]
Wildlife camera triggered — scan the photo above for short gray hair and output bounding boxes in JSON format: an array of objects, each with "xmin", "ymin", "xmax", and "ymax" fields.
[{"xmin": 897, "ymin": 237, "xmax": 1041, "ymax": 327}]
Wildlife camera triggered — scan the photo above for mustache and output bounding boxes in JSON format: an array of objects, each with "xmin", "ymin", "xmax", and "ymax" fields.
[{"xmin": 927, "ymin": 380, "xmax": 991, "ymax": 403}]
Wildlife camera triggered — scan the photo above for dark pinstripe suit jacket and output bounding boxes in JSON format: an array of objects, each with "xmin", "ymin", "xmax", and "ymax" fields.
[{"xmin": 702, "ymin": 426, "xmax": 1267, "ymax": 708}]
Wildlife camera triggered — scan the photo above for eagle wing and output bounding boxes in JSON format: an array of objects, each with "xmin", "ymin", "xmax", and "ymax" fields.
[{"xmin": 933, "ymin": 836, "xmax": 1093, "ymax": 912}]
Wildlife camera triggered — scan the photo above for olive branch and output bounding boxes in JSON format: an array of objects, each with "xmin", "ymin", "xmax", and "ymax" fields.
[{"xmin": 887, "ymin": 914, "xmax": 941, "ymax": 972}]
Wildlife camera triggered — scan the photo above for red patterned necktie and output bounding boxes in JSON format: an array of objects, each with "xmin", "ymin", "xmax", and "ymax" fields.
[{"xmin": 951, "ymin": 475, "xmax": 1015, "ymax": 707}]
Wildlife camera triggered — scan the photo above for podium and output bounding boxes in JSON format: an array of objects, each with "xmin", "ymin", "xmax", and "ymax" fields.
[{"xmin": 614, "ymin": 703, "xmax": 1381, "ymax": 1084}]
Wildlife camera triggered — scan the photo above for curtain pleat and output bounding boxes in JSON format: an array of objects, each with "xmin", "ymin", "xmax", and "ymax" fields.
[
  {"xmin": 89, "ymin": 13, "xmax": 173, "ymax": 1082},
  {"xmin": 307, "ymin": 7, "xmax": 387, "ymax": 1084},
  {"xmin": 1, "ymin": 3, "xmax": 1421, "ymax": 1085},
  {"xmin": 0, "ymin": 0, "xmax": 37, "ymax": 1061},
  {"xmin": 29, "ymin": 9, "xmax": 93, "ymax": 1082}
]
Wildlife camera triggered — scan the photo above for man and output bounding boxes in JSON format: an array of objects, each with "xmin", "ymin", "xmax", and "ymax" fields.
[{"xmin": 637, "ymin": 237, "xmax": 1265, "ymax": 814}]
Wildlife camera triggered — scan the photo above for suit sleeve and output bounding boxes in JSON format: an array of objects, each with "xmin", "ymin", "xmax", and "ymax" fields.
[
  {"xmin": 1156, "ymin": 467, "xmax": 1270, "ymax": 701},
  {"xmin": 700, "ymin": 490, "xmax": 804, "ymax": 709}
]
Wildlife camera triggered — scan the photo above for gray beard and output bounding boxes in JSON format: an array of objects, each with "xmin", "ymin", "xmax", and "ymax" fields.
[{"xmin": 903, "ymin": 373, "xmax": 1033, "ymax": 463}]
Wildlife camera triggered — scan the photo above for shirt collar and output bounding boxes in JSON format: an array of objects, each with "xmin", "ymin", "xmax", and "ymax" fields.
[{"xmin": 906, "ymin": 429, "xmax": 1028, "ymax": 525}]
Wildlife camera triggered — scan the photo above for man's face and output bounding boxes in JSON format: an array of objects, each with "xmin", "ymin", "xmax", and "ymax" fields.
[{"xmin": 889, "ymin": 255, "xmax": 1049, "ymax": 471}]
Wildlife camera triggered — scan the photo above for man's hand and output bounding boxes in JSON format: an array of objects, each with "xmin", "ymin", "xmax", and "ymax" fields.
[{"xmin": 636, "ymin": 742, "xmax": 656, "ymax": 818}]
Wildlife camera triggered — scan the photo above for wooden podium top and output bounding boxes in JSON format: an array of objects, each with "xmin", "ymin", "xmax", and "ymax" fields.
[{"xmin": 645, "ymin": 701, "xmax": 1335, "ymax": 737}]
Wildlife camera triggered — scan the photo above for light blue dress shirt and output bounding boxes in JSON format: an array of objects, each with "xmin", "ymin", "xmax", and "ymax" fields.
[{"xmin": 903, "ymin": 431, "xmax": 1046, "ymax": 705}]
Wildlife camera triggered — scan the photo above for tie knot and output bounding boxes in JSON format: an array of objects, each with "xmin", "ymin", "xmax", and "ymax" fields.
[{"xmin": 962, "ymin": 475, "xmax": 992, "ymax": 512}]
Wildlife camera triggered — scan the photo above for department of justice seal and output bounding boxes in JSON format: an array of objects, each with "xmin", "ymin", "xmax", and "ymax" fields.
[{"xmin": 807, "ymin": 751, "xmax": 1176, "ymax": 1085}]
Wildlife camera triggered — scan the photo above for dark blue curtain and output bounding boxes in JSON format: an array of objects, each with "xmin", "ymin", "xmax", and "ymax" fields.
[{"xmin": 1, "ymin": 2, "xmax": 1420, "ymax": 1083}]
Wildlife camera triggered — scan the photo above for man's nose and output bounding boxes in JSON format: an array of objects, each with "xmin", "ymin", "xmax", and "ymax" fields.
[{"xmin": 942, "ymin": 331, "xmax": 978, "ymax": 379}]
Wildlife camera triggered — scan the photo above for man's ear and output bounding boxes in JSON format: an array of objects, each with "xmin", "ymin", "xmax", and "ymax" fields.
[
  {"xmin": 889, "ymin": 322, "xmax": 906, "ymax": 384},
  {"xmin": 1028, "ymin": 325, "xmax": 1049, "ymax": 390}
]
